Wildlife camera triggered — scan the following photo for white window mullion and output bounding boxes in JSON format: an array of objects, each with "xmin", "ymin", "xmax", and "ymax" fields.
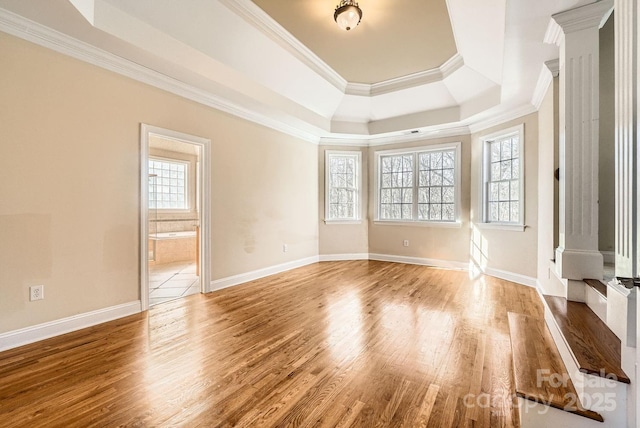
[
  {"xmin": 374, "ymin": 142, "xmax": 461, "ymax": 224},
  {"xmin": 412, "ymin": 154, "xmax": 419, "ymax": 220}
]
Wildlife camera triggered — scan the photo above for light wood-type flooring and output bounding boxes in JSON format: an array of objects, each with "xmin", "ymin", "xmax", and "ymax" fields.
[{"xmin": 0, "ymin": 261, "xmax": 543, "ymax": 427}]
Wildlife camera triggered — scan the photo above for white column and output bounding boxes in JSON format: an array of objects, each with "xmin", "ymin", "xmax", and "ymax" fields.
[
  {"xmin": 614, "ymin": 0, "xmax": 640, "ymax": 279},
  {"xmin": 611, "ymin": 1, "xmax": 640, "ymax": 427},
  {"xmin": 550, "ymin": 0, "xmax": 613, "ymax": 280}
]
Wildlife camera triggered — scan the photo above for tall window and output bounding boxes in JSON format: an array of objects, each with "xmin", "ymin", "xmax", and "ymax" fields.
[
  {"xmin": 379, "ymin": 153, "xmax": 414, "ymax": 220},
  {"xmin": 325, "ymin": 151, "xmax": 361, "ymax": 222},
  {"xmin": 376, "ymin": 143, "xmax": 461, "ymax": 223},
  {"xmin": 149, "ymin": 158, "xmax": 188, "ymax": 210},
  {"xmin": 481, "ymin": 125, "xmax": 524, "ymax": 225}
]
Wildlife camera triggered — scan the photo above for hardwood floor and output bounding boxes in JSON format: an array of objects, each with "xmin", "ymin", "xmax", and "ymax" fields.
[
  {"xmin": 508, "ymin": 312, "xmax": 603, "ymax": 422},
  {"xmin": 543, "ymin": 295, "xmax": 629, "ymax": 383},
  {"xmin": 0, "ymin": 261, "xmax": 542, "ymax": 427}
]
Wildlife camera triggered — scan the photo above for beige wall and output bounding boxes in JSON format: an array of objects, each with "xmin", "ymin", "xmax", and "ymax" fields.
[
  {"xmin": 470, "ymin": 113, "xmax": 539, "ymax": 278},
  {"xmin": 599, "ymin": 15, "xmax": 615, "ymax": 253},
  {"xmin": 320, "ymin": 118, "xmax": 541, "ymax": 279},
  {"xmin": 538, "ymin": 80, "xmax": 558, "ymax": 290},
  {"xmin": 367, "ymin": 136, "xmax": 472, "ymax": 264},
  {"xmin": 0, "ymin": 33, "xmax": 318, "ymax": 333},
  {"xmin": 318, "ymin": 146, "xmax": 369, "ymax": 255}
]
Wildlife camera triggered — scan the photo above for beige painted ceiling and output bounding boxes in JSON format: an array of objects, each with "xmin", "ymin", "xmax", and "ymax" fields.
[{"xmin": 251, "ymin": 0, "xmax": 458, "ymax": 84}]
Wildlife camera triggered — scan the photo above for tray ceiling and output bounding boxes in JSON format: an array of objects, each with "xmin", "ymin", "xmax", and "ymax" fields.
[
  {"xmin": 0, "ymin": 0, "xmax": 599, "ymax": 144},
  {"xmin": 251, "ymin": 0, "xmax": 458, "ymax": 84}
]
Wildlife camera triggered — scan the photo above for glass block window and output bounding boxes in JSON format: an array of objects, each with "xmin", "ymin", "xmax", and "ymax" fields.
[
  {"xmin": 149, "ymin": 158, "xmax": 188, "ymax": 209},
  {"xmin": 377, "ymin": 143, "xmax": 460, "ymax": 223},
  {"xmin": 482, "ymin": 125, "xmax": 524, "ymax": 224},
  {"xmin": 325, "ymin": 151, "xmax": 361, "ymax": 221}
]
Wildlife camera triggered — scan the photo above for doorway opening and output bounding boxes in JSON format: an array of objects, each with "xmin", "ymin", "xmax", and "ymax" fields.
[{"xmin": 140, "ymin": 125, "xmax": 211, "ymax": 310}]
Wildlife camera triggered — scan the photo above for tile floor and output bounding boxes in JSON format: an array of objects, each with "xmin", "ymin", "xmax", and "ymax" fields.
[{"xmin": 149, "ymin": 260, "xmax": 200, "ymax": 306}]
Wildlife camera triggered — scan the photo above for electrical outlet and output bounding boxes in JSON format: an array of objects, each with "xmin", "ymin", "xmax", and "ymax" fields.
[
  {"xmin": 30, "ymin": 285, "xmax": 44, "ymax": 301},
  {"xmin": 283, "ymin": 244, "xmax": 288, "ymax": 252},
  {"xmin": 403, "ymin": 240, "xmax": 409, "ymax": 247}
]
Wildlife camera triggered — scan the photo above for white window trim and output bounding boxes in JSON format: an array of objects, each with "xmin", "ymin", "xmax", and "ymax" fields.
[
  {"xmin": 479, "ymin": 124, "xmax": 525, "ymax": 231},
  {"xmin": 149, "ymin": 156, "xmax": 191, "ymax": 212},
  {"xmin": 374, "ymin": 142, "xmax": 462, "ymax": 225},
  {"xmin": 372, "ymin": 220, "xmax": 462, "ymax": 229},
  {"xmin": 324, "ymin": 150, "xmax": 362, "ymax": 224}
]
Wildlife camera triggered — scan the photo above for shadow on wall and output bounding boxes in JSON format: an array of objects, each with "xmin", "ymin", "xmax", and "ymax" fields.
[{"xmin": 469, "ymin": 224, "xmax": 489, "ymax": 279}]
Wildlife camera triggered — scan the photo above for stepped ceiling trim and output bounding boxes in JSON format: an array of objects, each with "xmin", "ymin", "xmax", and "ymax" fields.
[
  {"xmin": 320, "ymin": 125, "xmax": 472, "ymax": 147},
  {"xmin": 544, "ymin": 18, "xmax": 565, "ymax": 46},
  {"xmin": 218, "ymin": 0, "xmax": 347, "ymax": 91},
  {"xmin": 220, "ymin": 0, "xmax": 463, "ymax": 97},
  {"xmin": 0, "ymin": 6, "xmax": 546, "ymax": 146},
  {"xmin": 250, "ymin": 0, "xmax": 457, "ymax": 84},
  {"xmin": 0, "ymin": 0, "xmax": 579, "ymax": 146},
  {"xmin": 0, "ymin": 8, "xmax": 321, "ymax": 144},
  {"xmin": 531, "ymin": 64, "xmax": 554, "ymax": 110},
  {"xmin": 467, "ymin": 104, "xmax": 538, "ymax": 134},
  {"xmin": 345, "ymin": 54, "xmax": 465, "ymax": 97}
]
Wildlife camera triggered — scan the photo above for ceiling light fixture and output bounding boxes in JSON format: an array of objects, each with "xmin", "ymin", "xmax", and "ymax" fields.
[{"xmin": 334, "ymin": 0, "xmax": 362, "ymax": 31}]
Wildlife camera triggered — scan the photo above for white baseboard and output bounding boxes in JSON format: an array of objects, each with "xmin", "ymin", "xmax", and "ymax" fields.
[
  {"xmin": 368, "ymin": 253, "xmax": 468, "ymax": 270},
  {"xmin": 0, "ymin": 254, "xmax": 537, "ymax": 353},
  {"xmin": 482, "ymin": 267, "xmax": 538, "ymax": 288},
  {"xmin": 210, "ymin": 256, "xmax": 320, "ymax": 292},
  {"xmin": 319, "ymin": 253, "xmax": 369, "ymax": 261},
  {"xmin": 321, "ymin": 252, "xmax": 536, "ymax": 288},
  {"xmin": 0, "ymin": 301, "xmax": 141, "ymax": 352}
]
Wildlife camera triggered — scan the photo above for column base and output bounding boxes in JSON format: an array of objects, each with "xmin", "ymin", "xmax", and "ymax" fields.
[{"xmin": 555, "ymin": 247, "xmax": 603, "ymax": 280}]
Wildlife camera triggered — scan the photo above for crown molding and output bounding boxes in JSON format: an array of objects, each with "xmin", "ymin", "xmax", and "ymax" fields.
[
  {"xmin": 0, "ymin": 7, "xmax": 321, "ymax": 144},
  {"xmin": 345, "ymin": 53, "xmax": 465, "ymax": 97},
  {"xmin": 0, "ymin": 6, "xmax": 551, "ymax": 149},
  {"xmin": 530, "ymin": 58, "xmax": 559, "ymax": 110},
  {"xmin": 551, "ymin": 0, "xmax": 614, "ymax": 34},
  {"xmin": 545, "ymin": 58, "xmax": 560, "ymax": 77},
  {"xmin": 531, "ymin": 64, "xmax": 554, "ymax": 110},
  {"xmin": 367, "ymin": 125, "xmax": 471, "ymax": 147},
  {"xmin": 319, "ymin": 125, "xmax": 471, "ymax": 147},
  {"xmin": 218, "ymin": 0, "xmax": 347, "ymax": 92},
  {"xmin": 318, "ymin": 138, "xmax": 370, "ymax": 147},
  {"xmin": 343, "ymin": 83, "xmax": 371, "ymax": 97},
  {"xmin": 221, "ymin": 0, "xmax": 465, "ymax": 99},
  {"xmin": 544, "ymin": 17, "xmax": 564, "ymax": 46},
  {"xmin": 467, "ymin": 103, "xmax": 537, "ymax": 134}
]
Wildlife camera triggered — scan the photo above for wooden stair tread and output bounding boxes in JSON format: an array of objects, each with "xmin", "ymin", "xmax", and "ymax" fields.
[
  {"xmin": 507, "ymin": 312, "xmax": 604, "ymax": 422},
  {"xmin": 543, "ymin": 295, "xmax": 629, "ymax": 383},
  {"xmin": 584, "ymin": 279, "xmax": 607, "ymax": 297}
]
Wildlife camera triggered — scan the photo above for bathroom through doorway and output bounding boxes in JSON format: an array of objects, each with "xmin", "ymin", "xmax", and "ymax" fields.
[{"xmin": 140, "ymin": 125, "xmax": 211, "ymax": 310}]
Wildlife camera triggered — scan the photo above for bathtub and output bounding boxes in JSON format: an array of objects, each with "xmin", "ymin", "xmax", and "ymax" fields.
[
  {"xmin": 149, "ymin": 231, "xmax": 198, "ymax": 264},
  {"xmin": 150, "ymin": 231, "xmax": 197, "ymax": 240}
]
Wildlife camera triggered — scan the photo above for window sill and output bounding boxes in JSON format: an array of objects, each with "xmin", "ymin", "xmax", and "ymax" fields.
[
  {"xmin": 475, "ymin": 222, "xmax": 526, "ymax": 232},
  {"xmin": 373, "ymin": 220, "xmax": 462, "ymax": 229},
  {"xmin": 324, "ymin": 219, "xmax": 362, "ymax": 225}
]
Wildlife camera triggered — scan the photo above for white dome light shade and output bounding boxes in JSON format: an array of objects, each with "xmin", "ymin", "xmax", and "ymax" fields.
[{"xmin": 334, "ymin": 1, "xmax": 362, "ymax": 31}]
